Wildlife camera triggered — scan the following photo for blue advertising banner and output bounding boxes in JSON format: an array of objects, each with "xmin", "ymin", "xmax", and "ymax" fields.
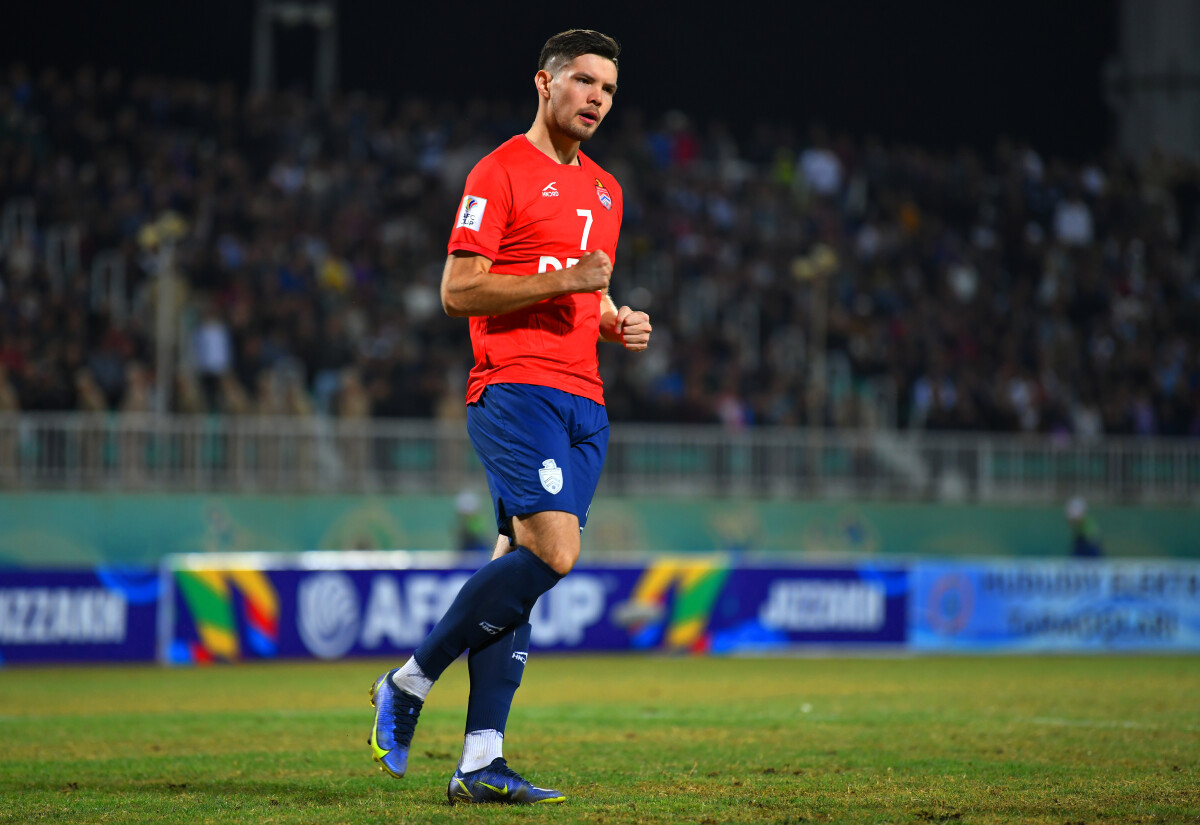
[
  {"xmin": 911, "ymin": 560, "xmax": 1200, "ymax": 651},
  {"xmin": 163, "ymin": 553, "xmax": 908, "ymax": 663},
  {"xmin": 0, "ymin": 567, "xmax": 160, "ymax": 664}
]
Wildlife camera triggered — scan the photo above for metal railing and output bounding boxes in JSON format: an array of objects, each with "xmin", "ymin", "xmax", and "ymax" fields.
[{"xmin": 1, "ymin": 413, "xmax": 1197, "ymax": 504}]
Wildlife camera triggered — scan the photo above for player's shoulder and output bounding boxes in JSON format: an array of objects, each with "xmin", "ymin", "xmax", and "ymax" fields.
[
  {"xmin": 489, "ymin": 135, "xmax": 531, "ymax": 159},
  {"xmin": 472, "ymin": 136, "xmax": 537, "ymax": 172},
  {"xmin": 462, "ymin": 137, "xmax": 522, "ymax": 187}
]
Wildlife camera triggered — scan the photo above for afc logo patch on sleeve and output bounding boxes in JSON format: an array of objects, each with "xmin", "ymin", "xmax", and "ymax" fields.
[{"xmin": 456, "ymin": 195, "xmax": 488, "ymax": 229}]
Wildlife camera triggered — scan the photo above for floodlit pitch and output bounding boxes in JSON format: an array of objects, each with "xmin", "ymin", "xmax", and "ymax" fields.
[{"xmin": 1, "ymin": 654, "xmax": 1197, "ymax": 823}]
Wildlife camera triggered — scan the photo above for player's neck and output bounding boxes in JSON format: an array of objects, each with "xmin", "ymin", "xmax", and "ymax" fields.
[{"xmin": 524, "ymin": 122, "xmax": 581, "ymax": 166}]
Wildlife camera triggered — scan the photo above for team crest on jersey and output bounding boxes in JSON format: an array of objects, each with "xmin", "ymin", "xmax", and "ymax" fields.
[
  {"xmin": 538, "ymin": 459, "xmax": 563, "ymax": 494},
  {"xmin": 455, "ymin": 195, "xmax": 487, "ymax": 229},
  {"xmin": 594, "ymin": 178, "xmax": 612, "ymax": 211}
]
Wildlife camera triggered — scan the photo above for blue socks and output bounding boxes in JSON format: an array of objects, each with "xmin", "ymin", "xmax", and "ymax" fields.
[
  {"xmin": 465, "ymin": 621, "xmax": 532, "ymax": 734},
  {"xmin": 413, "ymin": 546, "xmax": 561, "ymax": 680}
]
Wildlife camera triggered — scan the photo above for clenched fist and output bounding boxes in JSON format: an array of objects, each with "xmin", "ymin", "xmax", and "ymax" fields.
[
  {"xmin": 615, "ymin": 305, "xmax": 651, "ymax": 352},
  {"xmin": 566, "ymin": 250, "xmax": 612, "ymax": 294}
]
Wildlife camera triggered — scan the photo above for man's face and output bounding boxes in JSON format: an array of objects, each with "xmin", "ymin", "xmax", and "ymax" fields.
[{"xmin": 545, "ymin": 53, "xmax": 618, "ymax": 142}]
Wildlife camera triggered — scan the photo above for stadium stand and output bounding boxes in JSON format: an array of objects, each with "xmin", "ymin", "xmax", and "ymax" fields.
[{"xmin": 2, "ymin": 64, "xmax": 1199, "ymax": 439}]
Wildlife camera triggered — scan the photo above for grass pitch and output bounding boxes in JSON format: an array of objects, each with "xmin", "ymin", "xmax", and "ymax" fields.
[{"xmin": 1, "ymin": 655, "xmax": 1197, "ymax": 824}]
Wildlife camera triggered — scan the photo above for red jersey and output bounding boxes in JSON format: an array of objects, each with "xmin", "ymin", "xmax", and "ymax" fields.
[{"xmin": 447, "ymin": 135, "xmax": 623, "ymax": 405}]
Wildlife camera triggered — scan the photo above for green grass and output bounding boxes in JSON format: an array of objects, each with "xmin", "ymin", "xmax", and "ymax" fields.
[{"xmin": 1, "ymin": 655, "xmax": 1198, "ymax": 824}]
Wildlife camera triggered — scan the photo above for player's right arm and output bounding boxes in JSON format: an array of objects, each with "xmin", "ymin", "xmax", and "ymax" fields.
[{"xmin": 440, "ymin": 250, "xmax": 612, "ymax": 318}]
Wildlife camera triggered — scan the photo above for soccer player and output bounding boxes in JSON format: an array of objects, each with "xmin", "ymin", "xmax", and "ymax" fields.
[{"xmin": 368, "ymin": 29, "xmax": 651, "ymax": 805}]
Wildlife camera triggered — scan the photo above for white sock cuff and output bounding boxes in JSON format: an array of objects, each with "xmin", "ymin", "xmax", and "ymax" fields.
[
  {"xmin": 459, "ymin": 729, "xmax": 504, "ymax": 773},
  {"xmin": 391, "ymin": 658, "xmax": 434, "ymax": 701}
]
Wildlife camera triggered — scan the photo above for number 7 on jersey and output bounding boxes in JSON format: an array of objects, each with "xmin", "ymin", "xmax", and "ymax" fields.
[{"xmin": 576, "ymin": 209, "xmax": 593, "ymax": 250}]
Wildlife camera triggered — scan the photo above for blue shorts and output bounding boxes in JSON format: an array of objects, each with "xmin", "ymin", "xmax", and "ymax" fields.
[{"xmin": 467, "ymin": 383, "xmax": 609, "ymax": 536}]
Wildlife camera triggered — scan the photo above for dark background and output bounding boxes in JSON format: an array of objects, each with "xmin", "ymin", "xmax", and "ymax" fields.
[{"xmin": 2, "ymin": 0, "xmax": 1117, "ymax": 158}]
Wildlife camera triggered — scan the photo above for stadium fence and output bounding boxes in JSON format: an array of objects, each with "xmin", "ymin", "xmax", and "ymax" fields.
[{"xmin": 0, "ymin": 412, "xmax": 1196, "ymax": 504}]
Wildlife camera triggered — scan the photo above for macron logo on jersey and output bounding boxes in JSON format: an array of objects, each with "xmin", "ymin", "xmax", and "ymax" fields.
[
  {"xmin": 456, "ymin": 195, "xmax": 487, "ymax": 229},
  {"xmin": 542, "ymin": 182, "xmax": 559, "ymax": 197}
]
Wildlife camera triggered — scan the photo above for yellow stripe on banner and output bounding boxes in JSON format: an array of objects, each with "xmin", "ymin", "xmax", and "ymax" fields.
[
  {"xmin": 228, "ymin": 569, "xmax": 279, "ymax": 619},
  {"xmin": 630, "ymin": 560, "xmax": 719, "ymax": 605},
  {"xmin": 678, "ymin": 562, "xmax": 718, "ymax": 590},
  {"xmin": 198, "ymin": 624, "xmax": 239, "ymax": 660},
  {"xmin": 192, "ymin": 569, "xmax": 230, "ymax": 597},
  {"xmin": 666, "ymin": 618, "xmax": 704, "ymax": 649},
  {"xmin": 629, "ymin": 562, "xmax": 681, "ymax": 603}
]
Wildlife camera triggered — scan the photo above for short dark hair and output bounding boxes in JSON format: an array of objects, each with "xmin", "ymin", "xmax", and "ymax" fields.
[{"xmin": 538, "ymin": 29, "xmax": 620, "ymax": 73}]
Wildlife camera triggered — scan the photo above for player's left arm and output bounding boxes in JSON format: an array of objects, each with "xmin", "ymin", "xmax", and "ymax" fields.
[{"xmin": 599, "ymin": 291, "xmax": 651, "ymax": 351}]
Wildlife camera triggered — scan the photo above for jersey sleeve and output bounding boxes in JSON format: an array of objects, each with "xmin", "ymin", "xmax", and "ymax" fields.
[{"xmin": 447, "ymin": 154, "xmax": 513, "ymax": 261}]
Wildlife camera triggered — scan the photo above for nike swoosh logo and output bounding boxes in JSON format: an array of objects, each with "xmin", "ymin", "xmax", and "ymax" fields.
[
  {"xmin": 478, "ymin": 781, "xmax": 509, "ymax": 796},
  {"xmin": 369, "ymin": 726, "xmax": 388, "ymax": 760}
]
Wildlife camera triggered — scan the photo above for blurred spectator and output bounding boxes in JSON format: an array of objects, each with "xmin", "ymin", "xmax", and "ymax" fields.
[
  {"xmin": 281, "ymin": 366, "xmax": 314, "ymax": 416},
  {"xmin": 0, "ymin": 365, "xmax": 20, "ymax": 413},
  {"xmin": 336, "ymin": 368, "xmax": 371, "ymax": 419},
  {"xmin": 75, "ymin": 367, "xmax": 108, "ymax": 472},
  {"xmin": 219, "ymin": 372, "xmax": 251, "ymax": 415},
  {"xmin": 0, "ymin": 365, "xmax": 17, "ymax": 482},
  {"xmin": 1065, "ymin": 496, "xmax": 1104, "ymax": 557},
  {"xmin": 1053, "ymin": 189, "xmax": 1094, "ymax": 247},
  {"xmin": 118, "ymin": 361, "xmax": 152, "ymax": 484},
  {"xmin": 453, "ymin": 489, "xmax": 489, "ymax": 554},
  {"xmin": 74, "ymin": 368, "xmax": 108, "ymax": 413},
  {"xmin": 192, "ymin": 302, "xmax": 233, "ymax": 412},
  {"xmin": 336, "ymin": 367, "xmax": 371, "ymax": 480},
  {"xmin": 175, "ymin": 371, "xmax": 207, "ymax": 415},
  {"xmin": 120, "ymin": 363, "xmax": 153, "ymax": 414},
  {"xmin": 797, "ymin": 125, "xmax": 844, "ymax": 199}
]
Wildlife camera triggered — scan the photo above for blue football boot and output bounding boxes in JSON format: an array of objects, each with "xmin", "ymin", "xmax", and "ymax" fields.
[
  {"xmin": 368, "ymin": 669, "xmax": 424, "ymax": 778},
  {"xmin": 447, "ymin": 757, "xmax": 566, "ymax": 805}
]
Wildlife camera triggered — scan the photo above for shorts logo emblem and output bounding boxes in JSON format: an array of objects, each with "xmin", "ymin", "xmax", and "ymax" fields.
[{"xmin": 538, "ymin": 459, "xmax": 563, "ymax": 494}]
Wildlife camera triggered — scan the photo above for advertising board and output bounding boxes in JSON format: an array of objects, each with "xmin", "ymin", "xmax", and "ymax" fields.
[
  {"xmin": 162, "ymin": 554, "xmax": 908, "ymax": 663},
  {"xmin": 0, "ymin": 567, "xmax": 159, "ymax": 664},
  {"xmin": 912, "ymin": 560, "xmax": 1200, "ymax": 651}
]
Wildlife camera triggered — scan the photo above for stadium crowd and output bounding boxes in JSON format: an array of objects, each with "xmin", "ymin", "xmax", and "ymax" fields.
[{"xmin": 1, "ymin": 65, "xmax": 1199, "ymax": 436}]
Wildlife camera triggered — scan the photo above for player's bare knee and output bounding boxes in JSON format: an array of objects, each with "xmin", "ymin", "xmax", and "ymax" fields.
[
  {"xmin": 513, "ymin": 512, "xmax": 580, "ymax": 575},
  {"xmin": 521, "ymin": 540, "xmax": 578, "ymax": 576},
  {"xmin": 546, "ymin": 546, "xmax": 579, "ymax": 576}
]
